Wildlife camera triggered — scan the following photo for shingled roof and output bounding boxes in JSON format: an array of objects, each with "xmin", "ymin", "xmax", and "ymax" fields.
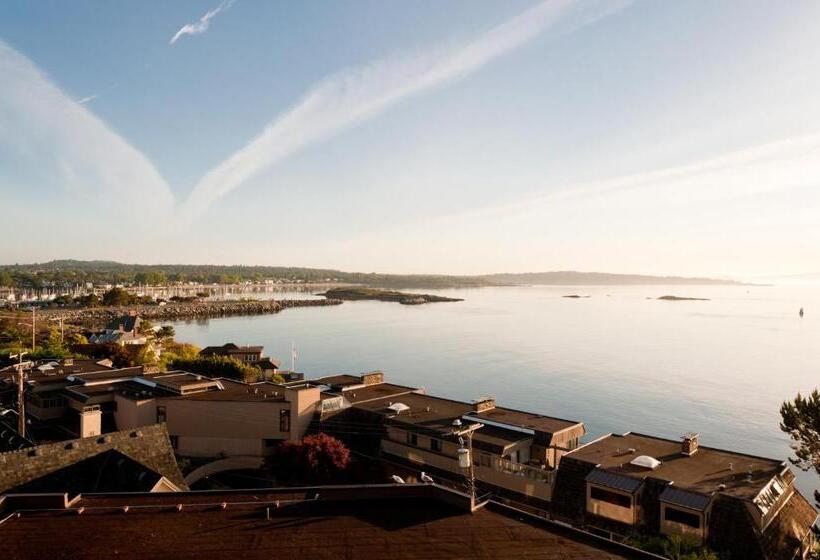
[{"xmin": 0, "ymin": 423, "xmax": 186, "ymax": 493}]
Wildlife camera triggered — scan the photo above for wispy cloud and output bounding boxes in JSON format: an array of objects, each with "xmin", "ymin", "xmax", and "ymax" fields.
[
  {"xmin": 0, "ymin": 40, "xmax": 174, "ymax": 216},
  {"xmin": 77, "ymin": 93, "xmax": 99, "ymax": 104},
  {"xmin": 182, "ymin": 0, "xmax": 632, "ymax": 219},
  {"xmin": 170, "ymin": 0, "xmax": 234, "ymax": 45}
]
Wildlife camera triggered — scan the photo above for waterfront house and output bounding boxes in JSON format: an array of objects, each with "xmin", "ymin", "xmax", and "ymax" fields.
[
  {"xmin": 89, "ymin": 314, "xmax": 148, "ymax": 345},
  {"xmin": 200, "ymin": 342, "xmax": 265, "ymax": 363},
  {"xmin": 551, "ymin": 432, "xmax": 818, "ymax": 560},
  {"xmin": 313, "ymin": 372, "xmax": 586, "ymax": 504}
]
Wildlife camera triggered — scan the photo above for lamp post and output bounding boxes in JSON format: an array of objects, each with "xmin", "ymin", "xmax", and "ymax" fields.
[{"xmin": 451, "ymin": 419, "xmax": 484, "ymax": 509}]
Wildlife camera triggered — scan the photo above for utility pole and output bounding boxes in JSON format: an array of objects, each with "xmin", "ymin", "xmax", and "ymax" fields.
[
  {"xmin": 10, "ymin": 351, "xmax": 27, "ymax": 438},
  {"xmin": 30, "ymin": 308, "xmax": 36, "ymax": 350},
  {"xmin": 451, "ymin": 420, "xmax": 484, "ymax": 509},
  {"xmin": 49, "ymin": 317, "xmax": 64, "ymax": 344}
]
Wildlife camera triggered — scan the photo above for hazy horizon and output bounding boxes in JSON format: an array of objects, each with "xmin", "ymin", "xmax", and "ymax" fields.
[{"xmin": 2, "ymin": 1, "xmax": 819, "ymax": 277}]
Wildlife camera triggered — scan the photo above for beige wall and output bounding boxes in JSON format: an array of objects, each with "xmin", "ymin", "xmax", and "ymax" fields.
[
  {"xmin": 659, "ymin": 503, "xmax": 705, "ymax": 543},
  {"xmin": 586, "ymin": 483, "xmax": 636, "ymax": 525},
  {"xmin": 114, "ymin": 394, "xmax": 158, "ymax": 431},
  {"xmin": 285, "ymin": 386, "xmax": 321, "ymax": 441}
]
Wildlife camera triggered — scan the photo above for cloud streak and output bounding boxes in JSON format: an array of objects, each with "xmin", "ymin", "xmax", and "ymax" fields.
[
  {"xmin": 0, "ymin": 40, "xmax": 174, "ymax": 216},
  {"xmin": 183, "ymin": 0, "xmax": 631, "ymax": 219},
  {"xmin": 170, "ymin": 0, "xmax": 234, "ymax": 45}
]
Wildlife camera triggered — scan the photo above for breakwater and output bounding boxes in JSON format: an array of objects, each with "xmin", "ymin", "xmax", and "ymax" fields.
[{"xmin": 39, "ymin": 298, "xmax": 343, "ymax": 327}]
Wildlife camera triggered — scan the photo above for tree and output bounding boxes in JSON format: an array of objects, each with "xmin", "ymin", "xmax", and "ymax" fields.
[
  {"xmin": 156, "ymin": 325, "xmax": 175, "ymax": 341},
  {"xmin": 102, "ymin": 287, "xmax": 134, "ymax": 306},
  {"xmin": 266, "ymin": 433, "xmax": 351, "ymax": 485},
  {"xmin": 170, "ymin": 355, "xmax": 261, "ymax": 383},
  {"xmin": 781, "ymin": 390, "xmax": 820, "ymax": 507}
]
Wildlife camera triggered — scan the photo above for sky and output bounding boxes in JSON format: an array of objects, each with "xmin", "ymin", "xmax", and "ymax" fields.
[{"xmin": 1, "ymin": 0, "xmax": 819, "ymax": 279}]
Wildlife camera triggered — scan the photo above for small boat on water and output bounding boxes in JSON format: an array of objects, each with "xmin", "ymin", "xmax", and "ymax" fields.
[{"xmin": 799, "ymin": 307, "xmax": 804, "ymax": 317}]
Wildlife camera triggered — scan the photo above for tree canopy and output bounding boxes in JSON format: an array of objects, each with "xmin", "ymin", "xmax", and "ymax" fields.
[
  {"xmin": 780, "ymin": 389, "xmax": 820, "ymax": 507},
  {"xmin": 266, "ymin": 433, "xmax": 351, "ymax": 485}
]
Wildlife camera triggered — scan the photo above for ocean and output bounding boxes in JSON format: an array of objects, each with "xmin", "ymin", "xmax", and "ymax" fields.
[{"xmin": 170, "ymin": 284, "xmax": 820, "ymax": 499}]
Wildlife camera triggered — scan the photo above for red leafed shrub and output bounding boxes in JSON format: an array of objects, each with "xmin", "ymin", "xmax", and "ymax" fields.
[{"xmin": 267, "ymin": 433, "xmax": 351, "ymax": 484}]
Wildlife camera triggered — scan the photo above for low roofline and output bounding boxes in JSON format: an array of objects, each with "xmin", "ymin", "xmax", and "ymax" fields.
[{"xmin": 624, "ymin": 432, "xmax": 788, "ymax": 466}]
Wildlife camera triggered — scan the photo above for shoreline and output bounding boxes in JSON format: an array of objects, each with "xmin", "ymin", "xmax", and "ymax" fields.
[{"xmin": 38, "ymin": 298, "xmax": 343, "ymax": 328}]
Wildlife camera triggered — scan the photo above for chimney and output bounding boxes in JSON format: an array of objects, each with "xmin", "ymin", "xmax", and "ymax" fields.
[
  {"xmin": 472, "ymin": 396, "xmax": 495, "ymax": 413},
  {"xmin": 682, "ymin": 432, "xmax": 699, "ymax": 456},
  {"xmin": 360, "ymin": 371, "xmax": 384, "ymax": 386}
]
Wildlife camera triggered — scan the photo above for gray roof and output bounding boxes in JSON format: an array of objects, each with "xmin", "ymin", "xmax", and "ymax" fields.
[
  {"xmin": 585, "ymin": 469, "xmax": 644, "ymax": 493},
  {"xmin": 659, "ymin": 486, "xmax": 712, "ymax": 511}
]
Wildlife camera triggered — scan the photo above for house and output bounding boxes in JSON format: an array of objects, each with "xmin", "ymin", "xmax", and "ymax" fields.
[
  {"xmin": 551, "ymin": 432, "xmax": 818, "ymax": 560},
  {"xmin": 313, "ymin": 372, "xmax": 585, "ymax": 504},
  {"xmin": 0, "ymin": 423, "xmax": 186, "ymax": 495},
  {"xmin": 0, "ymin": 483, "xmax": 661, "ymax": 560},
  {"xmin": 107, "ymin": 372, "xmax": 321, "ymax": 457},
  {"xmin": 200, "ymin": 343, "xmax": 265, "ymax": 363},
  {"xmin": 88, "ymin": 314, "xmax": 148, "ymax": 345}
]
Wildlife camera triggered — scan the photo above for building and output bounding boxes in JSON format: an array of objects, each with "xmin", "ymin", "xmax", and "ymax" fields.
[
  {"xmin": 314, "ymin": 372, "xmax": 585, "ymax": 504},
  {"xmin": 0, "ymin": 423, "xmax": 186, "ymax": 495},
  {"xmin": 200, "ymin": 343, "xmax": 266, "ymax": 364},
  {"xmin": 110, "ymin": 372, "xmax": 320, "ymax": 457},
  {"xmin": 0, "ymin": 483, "xmax": 661, "ymax": 560},
  {"xmin": 88, "ymin": 314, "xmax": 148, "ymax": 345},
  {"xmin": 551, "ymin": 432, "xmax": 818, "ymax": 560}
]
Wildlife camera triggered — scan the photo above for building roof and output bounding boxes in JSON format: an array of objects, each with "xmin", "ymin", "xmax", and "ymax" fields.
[
  {"xmin": 566, "ymin": 432, "xmax": 786, "ymax": 500},
  {"xmin": 200, "ymin": 343, "xmax": 264, "ymax": 356},
  {"xmin": 468, "ymin": 406, "xmax": 583, "ymax": 436},
  {"xmin": 659, "ymin": 486, "xmax": 713, "ymax": 511},
  {"xmin": 0, "ymin": 420, "xmax": 33, "ymax": 453},
  {"xmin": 156, "ymin": 374, "xmax": 288, "ymax": 403},
  {"xmin": 105, "ymin": 314, "xmax": 141, "ymax": 333},
  {"xmin": 0, "ymin": 360, "xmax": 122, "ymax": 386},
  {"xmin": 0, "ymin": 423, "xmax": 186, "ymax": 493},
  {"xmin": 0, "ymin": 484, "xmax": 656, "ymax": 560},
  {"xmin": 7, "ymin": 449, "xmax": 169, "ymax": 497}
]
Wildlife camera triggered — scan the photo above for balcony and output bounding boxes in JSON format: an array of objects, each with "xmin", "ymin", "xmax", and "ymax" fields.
[{"xmin": 491, "ymin": 456, "xmax": 553, "ymax": 484}]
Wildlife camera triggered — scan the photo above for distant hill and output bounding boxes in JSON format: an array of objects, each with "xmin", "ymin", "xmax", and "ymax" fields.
[
  {"xmin": 0, "ymin": 260, "xmax": 740, "ymax": 290},
  {"xmin": 482, "ymin": 271, "xmax": 741, "ymax": 286}
]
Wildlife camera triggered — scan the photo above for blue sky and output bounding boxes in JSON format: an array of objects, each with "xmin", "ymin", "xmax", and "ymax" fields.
[{"xmin": 1, "ymin": 0, "xmax": 819, "ymax": 278}]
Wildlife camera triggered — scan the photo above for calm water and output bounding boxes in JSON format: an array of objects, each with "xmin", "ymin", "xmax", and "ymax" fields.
[{"xmin": 170, "ymin": 284, "xmax": 820, "ymax": 498}]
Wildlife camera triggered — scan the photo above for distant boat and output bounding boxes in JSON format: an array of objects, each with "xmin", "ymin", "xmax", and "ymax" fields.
[{"xmin": 799, "ymin": 307, "xmax": 804, "ymax": 318}]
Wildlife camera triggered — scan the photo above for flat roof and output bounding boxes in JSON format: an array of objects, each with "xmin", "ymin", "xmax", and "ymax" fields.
[
  {"xmin": 0, "ymin": 486, "xmax": 649, "ymax": 560},
  {"xmin": 164, "ymin": 378, "xmax": 287, "ymax": 403},
  {"xmin": 468, "ymin": 406, "xmax": 582, "ymax": 435},
  {"xmin": 567, "ymin": 432, "xmax": 786, "ymax": 499},
  {"xmin": 329, "ymin": 382, "xmax": 419, "ymax": 404}
]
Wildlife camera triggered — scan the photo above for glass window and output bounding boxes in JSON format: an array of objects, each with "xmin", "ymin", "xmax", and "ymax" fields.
[
  {"xmin": 664, "ymin": 507, "xmax": 700, "ymax": 528},
  {"xmin": 430, "ymin": 438, "xmax": 442, "ymax": 453},
  {"xmin": 156, "ymin": 405, "xmax": 166, "ymax": 423},
  {"xmin": 279, "ymin": 409, "xmax": 291, "ymax": 432},
  {"xmin": 590, "ymin": 486, "xmax": 632, "ymax": 509},
  {"xmin": 406, "ymin": 432, "xmax": 418, "ymax": 446}
]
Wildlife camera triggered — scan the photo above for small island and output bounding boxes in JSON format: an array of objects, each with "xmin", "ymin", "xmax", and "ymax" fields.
[
  {"xmin": 319, "ymin": 287, "xmax": 463, "ymax": 305},
  {"xmin": 657, "ymin": 295, "xmax": 710, "ymax": 301}
]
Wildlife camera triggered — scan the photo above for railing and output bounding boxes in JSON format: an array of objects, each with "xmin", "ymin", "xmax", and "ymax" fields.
[{"xmin": 491, "ymin": 456, "xmax": 553, "ymax": 484}]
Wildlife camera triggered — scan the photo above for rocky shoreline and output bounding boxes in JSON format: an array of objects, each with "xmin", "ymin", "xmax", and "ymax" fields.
[{"xmin": 38, "ymin": 298, "xmax": 343, "ymax": 327}]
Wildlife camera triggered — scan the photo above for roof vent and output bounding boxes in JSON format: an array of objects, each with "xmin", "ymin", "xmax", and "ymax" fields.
[{"xmin": 629, "ymin": 455, "xmax": 661, "ymax": 470}]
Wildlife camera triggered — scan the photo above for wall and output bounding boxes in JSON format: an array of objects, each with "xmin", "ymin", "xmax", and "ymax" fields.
[
  {"xmin": 114, "ymin": 395, "xmax": 158, "ymax": 431},
  {"xmin": 382, "ymin": 427, "xmax": 553, "ymax": 501},
  {"xmin": 660, "ymin": 503, "xmax": 705, "ymax": 543},
  {"xmin": 286, "ymin": 386, "xmax": 321, "ymax": 442},
  {"xmin": 586, "ymin": 483, "xmax": 636, "ymax": 525}
]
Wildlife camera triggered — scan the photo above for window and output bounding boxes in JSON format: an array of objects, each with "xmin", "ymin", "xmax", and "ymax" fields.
[
  {"xmin": 590, "ymin": 486, "xmax": 632, "ymax": 509},
  {"xmin": 156, "ymin": 405, "xmax": 166, "ymax": 423},
  {"xmin": 279, "ymin": 409, "xmax": 291, "ymax": 432},
  {"xmin": 664, "ymin": 507, "xmax": 700, "ymax": 528},
  {"xmin": 430, "ymin": 438, "xmax": 442, "ymax": 453},
  {"xmin": 169, "ymin": 435, "xmax": 178, "ymax": 450},
  {"xmin": 406, "ymin": 432, "xmax": 418, "ymax": 446},
  {"xmin": 480, "ymin": 453, "xmax": 491, "ymax": 467}
]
